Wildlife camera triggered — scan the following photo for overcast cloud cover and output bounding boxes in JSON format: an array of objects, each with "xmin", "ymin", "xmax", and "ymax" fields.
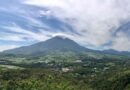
[{"xmin": 0, "ymin": 0, "xmax": 130, "ymax": 51}]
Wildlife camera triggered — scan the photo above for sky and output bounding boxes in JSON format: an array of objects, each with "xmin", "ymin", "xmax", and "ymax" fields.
[{"xmin": 0, "ymin": 0, "xmax": 130, "ymax": 51}]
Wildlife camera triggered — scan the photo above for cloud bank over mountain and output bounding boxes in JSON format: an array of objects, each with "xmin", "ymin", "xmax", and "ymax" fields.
[{"xmin": 0, "ymin": 0, "xmax": 130, "ymax": 51}]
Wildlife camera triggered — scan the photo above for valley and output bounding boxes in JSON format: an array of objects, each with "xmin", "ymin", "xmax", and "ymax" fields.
[
  {"xmin": 0, "ymin": 52, "xmax": 130, "ymax": 90},
  {"xmin": 0, "ymin": 37, "xmax": 130, "ymax": 90}
]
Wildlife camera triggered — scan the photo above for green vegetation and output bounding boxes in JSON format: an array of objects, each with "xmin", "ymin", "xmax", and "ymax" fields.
[
  {"xmin": 0, "ymin": 69, "xmax": 93, "ymax": 90},
  {"xmin": 0, "ymin": 53, "xmax": 130, "ymax": 90}
]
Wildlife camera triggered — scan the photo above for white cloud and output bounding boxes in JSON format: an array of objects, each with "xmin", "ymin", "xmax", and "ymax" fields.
[
  {"xmin": 1, "ymin": 22, "xmax": 79, "ymax": 43},
  {"xmin": 111, "ymin": 32, "xmax": 130, "ymax": 51},
  {"xmin": 0, "ymin": 45, "xmax": 20, "ymax": 52},
  {"xmin": 2, "ymin": 24, "xmax": 51, "ymax": 41},
  {"xmin": 0, "ymin": 0, "xmax": 130, "ymax": 51},
  {"xmin": 0, "ymin": 35, "xmax": 25, "ymax": 41},
  {"xmin": 24, "ymin": 0, "xmax": 130, "ymax": 51}
]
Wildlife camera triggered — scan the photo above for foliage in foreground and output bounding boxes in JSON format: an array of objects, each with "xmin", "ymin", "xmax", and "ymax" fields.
[
  {"xmin": 0, "ymin": 69, "xmax": 92, "ymax": 90},
  {"xmin": 0, "ymin": 69, "xmax": 130, "ymax": 90}
]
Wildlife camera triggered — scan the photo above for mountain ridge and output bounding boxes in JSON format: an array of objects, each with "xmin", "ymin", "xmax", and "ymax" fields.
[
  {"xmin": 3, "ymin": 36, "xmax": 90, "ymax": 55},
  {"xmin": 3, "ymin": 36, "xmax": 130, "ymax": 56}
]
